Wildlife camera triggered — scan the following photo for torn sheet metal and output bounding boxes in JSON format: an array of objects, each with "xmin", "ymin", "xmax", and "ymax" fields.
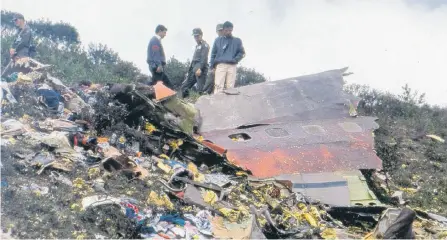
[
  {"xmin": 195, "ymin": 68, "xmax": 381, "ymax": 178},
  {"xmin": 195, "ymin": 67, "xmax": 358, "ymax": 132},
  {"xmin": 340, "ymin": 171, "xmax": 381, "ymax": 207},
  {"xmin": 162, "ymin": 97, "xmax": 199, "ymax": 135},
  {"xmin": 276, "ymin": 172, "xmax": 350, "ymax": 206},
  {"xmin": 132, "ymin": 85, "xmax": 199, "ymax": 135},
  {"xmin": 276, "ymin": 171, "xmax": 381, "ymax": 206}
]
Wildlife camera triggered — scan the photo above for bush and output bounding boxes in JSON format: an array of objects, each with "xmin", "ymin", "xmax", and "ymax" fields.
[{"xmin": 347, "ymin": 83, "xmax": 447, "ymax": 214}]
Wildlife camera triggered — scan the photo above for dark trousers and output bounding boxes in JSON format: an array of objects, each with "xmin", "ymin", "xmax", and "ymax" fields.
[
  {"xmin": 202, "ymin": 71, "xmax": 215, "ymax": 94},
  {"xmin": 150, "ymin": 67, "xmax": 174, "ymax": 89},
  {"xmin": 180, "ymin": 67, "xmax": 208, "ymax": 97}
]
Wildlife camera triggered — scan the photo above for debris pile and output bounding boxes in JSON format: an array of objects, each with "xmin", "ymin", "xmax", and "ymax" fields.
[{"xmin": 1, "ymin": 59, "xmax": 446, "ymax": 239}]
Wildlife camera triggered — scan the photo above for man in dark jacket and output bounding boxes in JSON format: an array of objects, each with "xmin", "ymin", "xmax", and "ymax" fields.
[
  {"xmin": 209, "ymin": 21, "xmax": 245, "ymax": 94},
  {"xmin": 180, "ymin": 28, "xmax": 210, "ymax": 98},
  {"xmin": 10, "ymin": 13, "xmax": 33, "ymax": 63},
  {"xmin": 202, "ymin": 23, "xmax": 224, "ymax": 94},
  {"xmin": 147, "ymin": 25, "xmax": 174, "ymax": 89}
]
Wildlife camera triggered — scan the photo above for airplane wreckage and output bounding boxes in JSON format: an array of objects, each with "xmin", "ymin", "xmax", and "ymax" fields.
[{"xmin": 1, "ymin": 59, "xmax": 446, "ymax": 239}]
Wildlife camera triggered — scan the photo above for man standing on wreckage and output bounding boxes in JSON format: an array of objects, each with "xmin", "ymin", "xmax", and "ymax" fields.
[
  {"xmin": 147, "ymin": 25, "xmax": 175, "ymax": 89},
  {"xmin": 179, "ymin": 28, "xmax": 210, "ymax": 98},
  {"xmin": 209, "ymin": 21, "xmax": 245, "ymax": 94},
  {"xmin": 201, "ymin": 23, "xmax": 224, "ymax": 95},
  {"xmin": 9, "ymin": 13, "xmax": 35, "ymax": 67}
]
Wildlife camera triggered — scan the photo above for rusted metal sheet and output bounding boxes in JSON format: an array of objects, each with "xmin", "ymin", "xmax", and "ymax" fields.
[{"xmin": 195, "ymin": 68, "xmax": 382, "ymax": 178}]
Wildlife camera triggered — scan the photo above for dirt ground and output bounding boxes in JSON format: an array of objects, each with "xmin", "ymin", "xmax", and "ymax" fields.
[{"xmin": 1, "ymin": 142, "xmax": 153, "ymax": 239}]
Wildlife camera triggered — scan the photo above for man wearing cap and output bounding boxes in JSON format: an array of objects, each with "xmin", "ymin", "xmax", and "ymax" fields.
[
  {"xmin": 201, "ymin": 24, "xmax": 224, "ymax": 94},
  {"xmin": 216, "ymin": 23, "xmax": 224, "ymax": 37},
  {"xmin": 180, "ymin": 28, "xmax": 210, "ymax": 97},
  {"xmin": 147, "ymin": 24, "xmax": 174, "ymax": 89},
  {"xmin": 10, "ymin": 13, "xmax": 33, "ymax": 63},
  {"xmin": 209, "ymin": 21, "xmax": 245, "ymax": 94}
]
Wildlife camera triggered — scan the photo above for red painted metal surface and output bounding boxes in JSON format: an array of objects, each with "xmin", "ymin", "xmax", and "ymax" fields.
[
  {"xmin": 201, "ymin": 118, "xmax": 382, "ymax": 178},
  {"xmin": 153, "ymin": 81, "xmax": 176, "ymax": 102}
]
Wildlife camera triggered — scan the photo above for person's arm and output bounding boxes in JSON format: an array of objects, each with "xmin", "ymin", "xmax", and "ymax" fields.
[
  {"xmin": 209, "ymin": 39, "xmax": 218, "ymax": 69},
  {"xmin": 234, "ymin": 38, "xmax": 246, "ymax": 63},
  {"xmin": 11, "ymin": 28, "xmax": 31, "ymax": 55},
  {"xmin": 146, "ymin": 42, "xmax": 151, "ymax": 65},
  {"xmin": 199, "ymin": 42, "xmax": 210, "ymax": 70},
  {"xmin": 149, "ymin": 38, "xmax": 162, "ymax": 70}
]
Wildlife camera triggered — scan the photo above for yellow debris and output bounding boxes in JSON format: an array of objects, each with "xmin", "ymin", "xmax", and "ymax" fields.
[
  {"xmin": 236, "ymin": 171, "xmax": 248, "ymax": 176},
  {"xmin": 258, "ymin": 217, "xmax": 267, "ymax": 226},
  {"xmin": 203, "ymin": 190, "xmax": 218, "ymax": 205},
  {"xmin": 188, "ymin": 162, "xmax": 204, "ymax": 182},
  {"xmin": 73, "ymin": 178, "xmax": 86, "ymax": 189},
  {"xmin": 310, "ymin": 206, "xmax": 321, "ymax": 221},
  {"xmin": 87, "ymin": 168, "xmax": 99, "ymax": 179},
  {"xmin": 237, "ymin": 205, "xmax": 250, "ymax": 217},
  {"xmin": 413, "ymin": 221, "xmax": 422, "ymax": 228},
  {"xmin": 19, "ymin": 114, "xmax": 31, "ymax": 122},
  {"xmin": 195, "ymin": 135, "xmax": 204, "ymax": 142},
  {"xmin": 76, "ymin": 233, "xmax": 86, "ymax": 240},
  {"xmin": 157, "ymin": 161, "xmax": 172, "ymax": 174},
  {"xmin": 363, "ymin": 231, "xmax": 374, "ymax": 240},
  {"xmin": 70, "ymin": 203, "xmax": 81, "ymax": 211},
  {"xmin": 8, "ymin": 137, "xmax": 16, "ymax": 145},
  {"xmin": 118, "ymin": 136, "xmax": 126, "ymax": 144},
  {"xmin": 219, "ymin": 208, "xmax": 240, "ymax": 222},
  {"xmin": 181, "ymin": 206, "xmax": 193, "ymax": 212},
  {"xmin": 194, "ymin": 173, "xmax": 205, "ymax": 182},
  {"xmin": 426, "ymin": 134, "xmax": 445, "ymax": 143},
  {"xmin": 144, "ymin": 122, "xmax": 157, "ymax": 134},
  {"xmin": 126, "ymin": 190, "xmax": 134, "ymax": 195},
  {"xmin": 159, "ymin": 154, "xmax": 170, "ymax": 160},
  {"xmin": 349, "ymin": 102, "xmax": 358, "ymax": 117},
  {"xmin": 302, "ymin": 212, "xmax": 318, "ymax": 227},
  {"xmin": 168, "ymin": 139, "xmax": 184, "ymax": 150},
  {"xmin": 147, "ymin": 191, "xmax": 174, "ymax": 210},
  {"xmin": 188, "ymin": 162, "xmax": 199, "ymax": 175},
  {"xmin": 298, "ymin": 202, "xmax": 307, "ymax": 210},
  {"xmin": 399, "ymin": 187, "xmax": 418, "ymax": 194},
  {"xmin": 321, "ymin": 228, "xmax": 337, "ymax": 239},
  {"xmin": 282, "ymin": 208, "xmax": 302, "ymax": 223},
  {"xmin": 17, "ymin": 72, "xmax": 32, "ymax": 82}
]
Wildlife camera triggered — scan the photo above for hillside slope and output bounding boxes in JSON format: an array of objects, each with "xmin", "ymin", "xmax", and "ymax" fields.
[{"xmin": 347, "ymin": 84, "xmax": 447, "ymax": 215}]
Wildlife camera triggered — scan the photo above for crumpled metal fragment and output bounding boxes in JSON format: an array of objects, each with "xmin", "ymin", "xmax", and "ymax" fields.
[{"xmin": 204, "ymin": 173, "xmax": 237, "ymax": 187}]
